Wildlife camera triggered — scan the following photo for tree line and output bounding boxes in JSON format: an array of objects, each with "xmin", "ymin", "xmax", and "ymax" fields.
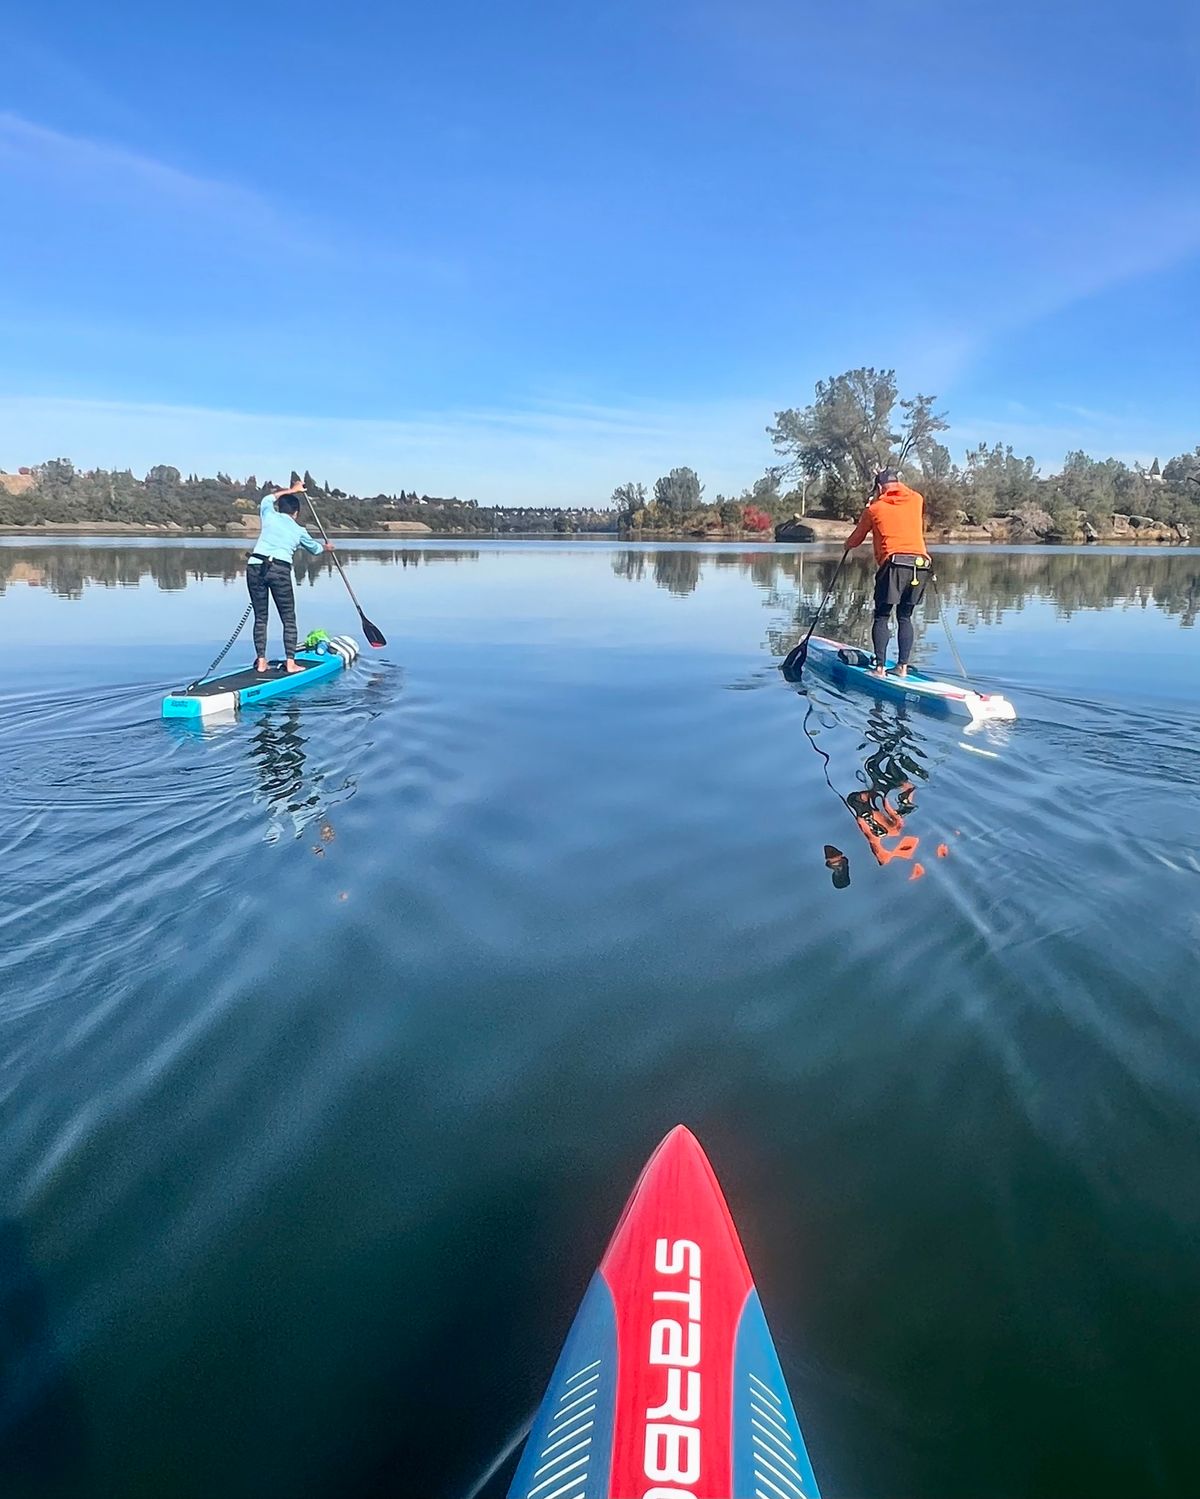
[
  {"xmin": 610, "ymin": 469, "xmax": 775, "ymax": 534},
  {"xmin": 610, "ymin": 368, "xmax": 1200, "ymax": 536},
  {"xmin": 0, "ymin": 461, "xmax": 615, "ymax": 533}
]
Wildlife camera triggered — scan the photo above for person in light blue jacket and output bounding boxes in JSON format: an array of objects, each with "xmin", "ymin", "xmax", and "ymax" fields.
[{"xmin": 248, "ymin": 481, "xmax": 333, "ymax": 673}]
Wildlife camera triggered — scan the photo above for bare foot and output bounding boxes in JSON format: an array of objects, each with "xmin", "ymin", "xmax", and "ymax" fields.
[
  {"xmin": 284, "ymin": 658, "xmax": 305, "ymax": 674},
  {"xmin": 255, "ymin": 657, "xmax": 269, "ymax": 673},
  {"xmin": 890, "ymin": 664, "xmax": 910, "ymax": 677},
  {"xmin": 871, "ymin": 666, "xmax": 886, "ymax": 678}
]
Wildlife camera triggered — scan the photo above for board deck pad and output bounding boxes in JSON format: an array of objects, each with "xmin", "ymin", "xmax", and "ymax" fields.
[
  {"xmin": 186, "ymin": 658, "xmax": 325, "ymax": 696},
  {"xmin": 508, "ymin": 1126, "xmax": 821, "ymax": 1499}
]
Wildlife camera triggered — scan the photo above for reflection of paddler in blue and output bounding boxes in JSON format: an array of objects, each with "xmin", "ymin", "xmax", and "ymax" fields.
[{"xmin": 247, "ymin": 707, "xmax": 335, "ymax": 848}]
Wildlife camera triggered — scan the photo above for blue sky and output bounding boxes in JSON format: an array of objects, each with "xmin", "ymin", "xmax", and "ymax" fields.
[{"xmin": 2, "ymin": 0, "xmax": 1198, "ymax": 503}]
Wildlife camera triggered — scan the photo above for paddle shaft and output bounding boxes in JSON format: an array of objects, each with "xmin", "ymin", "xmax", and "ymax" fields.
[
  {"xmin": 785, "ymin": 548, "xmax": 850, "ymax": 673},
  {"xmin": 302, "ymin": 495, "xmax": 387, "ymax": 645},
  {"xmin": 305, "ymin": 499, "xmax": 365, "ymax": 610}
]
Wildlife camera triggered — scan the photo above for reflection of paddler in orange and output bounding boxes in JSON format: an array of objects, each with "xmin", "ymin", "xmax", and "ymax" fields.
[
  {"xmin": 846, "ymin": 786, "xmax": 921, "ymax": 874},
  {"xmin": 838, "ymin": 713, "xmax": 952, "ymax": 883},
  {"xmin": 846, "ymin": 730, "xmax": 925, "ymax": 876}
]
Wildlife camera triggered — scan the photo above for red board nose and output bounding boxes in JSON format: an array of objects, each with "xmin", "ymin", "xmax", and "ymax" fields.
[{"xmin": 599, "ymin": 1126, "xmax": 755, "ymax": 1498}]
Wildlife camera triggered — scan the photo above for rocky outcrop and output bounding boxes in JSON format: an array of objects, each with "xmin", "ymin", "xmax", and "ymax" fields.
[
  {"xmin": 774, "ymin": 515, "xmax": 848, "ymax": 543},
  {"xmin": 774, "ymin": 516, "xmax": 817, "ymax": 542},
  {"xmin": 1008, "ymin": 504, "xmax": 1057, "ymax": 542},
  {"xmin": 1109, "ymin": 513, "xmax": 1187, "ymax": 542}
]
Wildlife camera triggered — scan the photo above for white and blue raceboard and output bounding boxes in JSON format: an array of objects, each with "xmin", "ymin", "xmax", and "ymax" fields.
[
  {"xmin": 162, "ymin": 636, "xmax": 360, "ymax": 720},
  {"xmin": 800, "ymin": 636, "xmax": 1016, "ymax": 723}
]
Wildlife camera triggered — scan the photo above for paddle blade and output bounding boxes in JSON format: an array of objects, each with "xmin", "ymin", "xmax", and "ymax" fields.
[
  {"xmin": 359, "ymin": 612, "xmax": 387, "ymax": 647},
  {"xmin": 780, "ymin": 641, "xmax": 808, "ymax": 680}
]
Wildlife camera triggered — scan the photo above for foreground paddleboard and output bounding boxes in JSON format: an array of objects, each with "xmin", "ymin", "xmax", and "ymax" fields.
[
  {"xmin": 795, "ymin": 636, "xmax": 1016, "ymax": 723},
  {"xmin": 509, "ymin": 1125, "xmax": 821, "ymax": 1499},
  {"xmin": 161, "ymin": 636, "xmax": 359, "ymax": 719}
]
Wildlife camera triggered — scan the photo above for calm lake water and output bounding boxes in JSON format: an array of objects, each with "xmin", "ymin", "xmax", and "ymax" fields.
[{"xmin": 2, "ymin": 538, "xmax": 1199, "ymax": 1499}]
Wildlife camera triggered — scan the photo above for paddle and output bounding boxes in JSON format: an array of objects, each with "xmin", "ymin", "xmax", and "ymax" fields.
[
  {"xmin": 302, "ymin": 494, "xmax": 387, "ymax": 647},
  {"xmin": 780, "ymin": 549, "xmax": 849, "ymax": 678},
  {"xmin": 927, "ymin": 571, "xmax": 968, "ymax": 679}
]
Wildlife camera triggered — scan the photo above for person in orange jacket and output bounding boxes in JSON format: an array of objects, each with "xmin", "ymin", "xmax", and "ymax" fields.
[{"xmin": 845, "ymin": 468, "xmax": 931, "ymax": 676}]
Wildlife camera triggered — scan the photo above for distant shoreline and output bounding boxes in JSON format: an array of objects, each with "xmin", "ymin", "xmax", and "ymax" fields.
[{"xmin": 0, "ymin": 521, "xmax": 1191, "ymax": 547}]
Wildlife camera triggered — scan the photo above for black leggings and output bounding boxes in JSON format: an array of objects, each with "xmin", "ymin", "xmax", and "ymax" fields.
[
  {"xmin": 247, "ymin": 560, "xmax": 298, "ymax": 658},
  {"xmin": 872, "ymin": 608, "xmax": 916, "ymax": 667},
  {"xmin": 872, "ymin": 560, "xmax": 927, "ymax": 666}
]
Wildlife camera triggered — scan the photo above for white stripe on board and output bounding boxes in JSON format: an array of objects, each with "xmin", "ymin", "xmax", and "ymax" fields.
[
  {"xmin": 750, "ymin": 1401, "xmax": 792, "ymax": 1441},
  {"xmin": 532, "ymin": 1438, "xmax": 590, "ymax": 1480},
  {"xmin": 540, "ymin": 1419, "xmax": 594, "ymax": 1460},
  {"xmin": 749, "ymin": 1371, "xmax": 783, "ymax": 1408},
  {"xmin": 751, "ymin": 1417, "xmax": 798, "ymax": 1463},
  {"xmin": 526, "ymin": 1454, "xmax": 589, "ymax": 1498},
  {"xmin": 544, "ymin": 1404, "xmax": 596, "ymax": 1444},
  {"xmin": 753, "ymin": 1470, "xmax": 796, "ymax": 1499},
  {"xmin": 553, "ymin": 1385, "xmax": 599, "ymax": 1420},
  {"xmin": 565, "ymin": 1359, "xmax": 601, "ymax": 1387},
  {"xmin": 753, "ymin": 1434, "xmax": 807, "ymax": 1484},
  {"xmin": 753, "ymin": 1450, "xmax": 806, "ymax": 1497}
]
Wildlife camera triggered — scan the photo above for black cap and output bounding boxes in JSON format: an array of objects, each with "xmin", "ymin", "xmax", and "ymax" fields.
[{"xmin": 874, "ymin": 468, "xmax": 901, "ymax": 488}]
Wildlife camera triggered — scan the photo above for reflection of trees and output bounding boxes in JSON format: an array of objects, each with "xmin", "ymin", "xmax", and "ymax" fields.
[
  {"xmin": 611, "ymin": 551, "xmax": 647, "ymax": 583},
  {"xmin": 653, "ymin": 550, "xmax": 702, "ymax": 597},
  {"xmin": 5, "ymin": 540, "xmax": 1197, "ymax": 628},
  {"xmin": 0, "ymin": 545, "xmax": 481, "ymax": 599},
  {"xmin": 768, "ymin": 548, "xmax": 1199, "ymax": 655}
]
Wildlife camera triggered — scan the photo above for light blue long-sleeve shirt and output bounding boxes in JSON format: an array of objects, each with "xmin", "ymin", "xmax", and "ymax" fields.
[{"xmin": 250, "ymin": 494, "xmax": 323, "ymax": 564}]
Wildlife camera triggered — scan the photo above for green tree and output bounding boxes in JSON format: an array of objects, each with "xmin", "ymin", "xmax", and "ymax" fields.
[
  {"xmin": 767, "ymin": 369, "xmax": 946, "ymax": 515},
  {"xmin": 741, "ymin": 471, "xmax": 782, "ymax": 512},
  {"xmin": 895, "ymin": 393, "xmax": 950, "ymax": 469},
  {"xmin": 962, "ymin": 443, "xmax": 1038, "ymax": 523},
  {"xmin": 767, "ymin": 368, "xmax": 899, "ymax": 495},
  {"xmin": 916, "ymin": 440, "xmax": 961, "ymax": 528},
  {"xmin": 612, "ymin": 481, "xmax": 647, "ymax": 526},
  {"xmin": 653, "ymin": 467, "xmax": 703, "ymax": 517}
]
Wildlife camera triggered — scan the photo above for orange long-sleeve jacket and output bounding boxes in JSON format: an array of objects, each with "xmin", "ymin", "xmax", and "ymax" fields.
[{"xmin": 845, "ymin": 481, "xmax": 928, "ymax": 567}]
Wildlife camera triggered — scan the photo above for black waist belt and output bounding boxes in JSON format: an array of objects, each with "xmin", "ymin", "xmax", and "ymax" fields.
[
  {"xmin": 249, "ymin": 554, "xmax": 291, "ymax": 569},
  {"xmin": 887, "ymin": 553, "xmax": 927, "ymax": 567}
]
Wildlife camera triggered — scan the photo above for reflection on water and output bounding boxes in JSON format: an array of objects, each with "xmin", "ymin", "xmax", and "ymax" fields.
[
  {"xmin": 801, "ymin": 700, "xmax": 965, "ymax": 890},
  {"xmin": 248, "ymin": 708, "xmax": 342, "ymax": 847},
  {"xmin": 2, "ymin": 541, "xmax": 1196, "ymax": 628},
  {"xmin": 0, "ymin": 543, "xmax": 481, "ymax": 599},
  {"xmin": 610, "ymin": 544, "xmax": 1200, "ymax": 631},
  {"xmin": 4, "ymin": 540, "xmax": 1200, "ymax": 1498}
]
